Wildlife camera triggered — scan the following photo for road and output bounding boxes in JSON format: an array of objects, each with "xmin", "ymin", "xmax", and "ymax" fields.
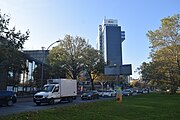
[{"xmin": 0, "ymin": 96, "xmax": 114, "ymax": 116}]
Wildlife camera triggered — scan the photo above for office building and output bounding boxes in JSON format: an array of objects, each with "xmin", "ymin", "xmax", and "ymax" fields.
[{"xmin": 97, "ymin": 19, "xmax": 131, "ymax": 75}]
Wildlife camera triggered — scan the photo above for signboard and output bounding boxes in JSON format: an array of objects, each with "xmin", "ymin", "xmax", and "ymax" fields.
[
  {"xmin": 103, "ymin": 19, "xmax": 118, "ymax": 26},
  {"xmin": 104, "ymin": 66, "xmax": 118, "ymax": 75},
  {"xmin": 120, "ymin": 64, "xmax": 132, "ymax": 75},
  {"xmin": 104, "ymin": 64, "xmax": 132, "ymax": 75}
]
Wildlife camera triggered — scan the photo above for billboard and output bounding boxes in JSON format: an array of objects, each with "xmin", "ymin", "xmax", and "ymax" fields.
[
  {"xmin": 104, "ymin": 64, "xmax": 132, "ymax": 75},
  {"xmin": 103, "ymin": 19, "xmax": 118, "ymax": 26},
  {"xmin": 120, "ymin": 64, "xmax": 132, "ymax": 75},
  {"xmin": 104, "ymin": 66, "xmax": 118, "ymax": 75}
]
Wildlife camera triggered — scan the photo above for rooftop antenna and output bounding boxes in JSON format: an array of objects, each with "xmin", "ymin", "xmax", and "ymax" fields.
[{"xmin": 103, "ymin": 16, "xmax": 106, "ymax": 25}]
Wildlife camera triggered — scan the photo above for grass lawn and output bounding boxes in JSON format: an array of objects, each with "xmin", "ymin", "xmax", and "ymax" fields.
[{"xmin": 0, "ymin": 93, "xmax": 180, "ymax": 120}]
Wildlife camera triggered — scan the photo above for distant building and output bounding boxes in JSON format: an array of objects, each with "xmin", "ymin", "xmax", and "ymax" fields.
[
  {"xmin": 97, "ymin": 19, "xmax": 132, "ymax": 76},
  {"xmin": 23, "ymin": 50, "xmax": 49, "ymax": 64}
]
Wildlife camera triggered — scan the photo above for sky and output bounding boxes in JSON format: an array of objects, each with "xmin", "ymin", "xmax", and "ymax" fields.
[{"xmin": 0, "ymin": 0, "xmax": 179, "ymax": 79}]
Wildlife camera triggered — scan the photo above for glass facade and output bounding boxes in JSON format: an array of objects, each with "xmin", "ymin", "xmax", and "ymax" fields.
[{"xmin": 106, "ymin": 26, "xmax": 123, "ymax": 66}]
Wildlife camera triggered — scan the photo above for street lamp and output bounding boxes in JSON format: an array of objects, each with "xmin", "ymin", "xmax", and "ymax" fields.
[
  {"xmin": 41, "ymin": 47, "xmax": 45, "ymax": 88},
  {"xmin": 46, "ymin": 40, "xmax": 61, "ymax": 50},
  {"xmin": 41, "ymin": 40, "xmax": 61, "ymax": 88}
]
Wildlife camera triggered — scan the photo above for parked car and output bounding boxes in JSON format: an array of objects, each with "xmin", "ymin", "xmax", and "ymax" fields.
[
  {"xmin": 97, "ymin": 90, "xmax": 105, "ymax": 97},
  {"xmin": 0, "ymin": 90, "xmax": 17, "ymax": 106},
  {"xmin": 137, "ymin": 89, "xmax": 143, "ymax": 94},
  {"xmin": 122, "ymin": 89, "xmax": 132, "ymax": 96},
  {"xmin": 102, "ymin": 90, "xmax": 116, "ymax": 97},
  {"xmin": 142, "ymin": 88, "xmax": 149, "ymax": 94},
  {"xmin": 81, "ymin": 90, "xmax": 99, "ymax": 100},
  {"xmin": 176, "ymin": 87, "xmax": 180, "ymax": 93}
]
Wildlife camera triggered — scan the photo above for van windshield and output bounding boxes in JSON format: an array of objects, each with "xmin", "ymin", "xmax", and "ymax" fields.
[{"xmin": 43, "ymin": 84, "xmax": 55, "ymax": 92}]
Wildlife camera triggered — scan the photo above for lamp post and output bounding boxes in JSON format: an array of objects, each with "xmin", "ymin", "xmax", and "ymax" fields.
[
  {"xmin": 41, "ymin": 47, "xmax": 45, "ymax": 88},
  {"xmin": 46, "ymin": 40, "xmax": 61, "ymax": 50},
  {"xmin": 41, "ymin": 40, "xmax": 61, "ymax": 88}
]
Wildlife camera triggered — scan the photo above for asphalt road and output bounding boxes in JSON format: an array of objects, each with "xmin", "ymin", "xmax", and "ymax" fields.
[{"xmin": 0, "ymin": 96, "xmax": 114, "ymax": 117}]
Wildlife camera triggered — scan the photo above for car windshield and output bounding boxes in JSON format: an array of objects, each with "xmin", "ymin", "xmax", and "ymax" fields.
[
  {"xmin": 87, "ymin": 91, "xmax": 93, "ymax": 94},
  {"xmin": 0, "ymin": 91, "xmax": 14, "ymax": 96},
  {"xmin": 42, "ymin": 84, "xmax": 55, "ymax": 92},
  {"xmin": 124, "ymin": 90, "xmax": 130, "ymax": 92},
  {"xmin": 105, "ymin": 90, "xmax": 111, "ymax": 92},
  {"xmin": 98, "ymin": 90, "xmax": 103, "ymax": 92}
]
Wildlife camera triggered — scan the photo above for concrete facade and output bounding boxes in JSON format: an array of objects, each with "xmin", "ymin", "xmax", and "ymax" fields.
[{"xmin": 23, "ymin": 50, "xmax": 49, "ymax": 64}]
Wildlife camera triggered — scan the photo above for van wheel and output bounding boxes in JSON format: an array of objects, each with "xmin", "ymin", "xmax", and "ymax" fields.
[
  {"xmin": 73, "ymin": 96, "xmax": 76, "ymax": 100},
  {"xmin": 7, "ymin": 100, "xmax": 13, "ymax": 106},
  {"xmin": 36, "ymin": 102, "xmax": 41, "ymax": 106},
  {"xmin": 59, "ymin": 99, "xmax": 62, "ymax": 103},
  {"xmin": 49, "ymin": 99, "xmax": 54, "ymax": 105},
  {"xmin": 68, "ymin": 97, "xmax": 73, "ymax": 103}
]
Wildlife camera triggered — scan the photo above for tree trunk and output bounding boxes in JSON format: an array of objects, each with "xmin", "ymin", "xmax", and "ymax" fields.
[
  {"xmin": 89, "ymin": 72, "xmax": 94, "ymax": 90},
  {"xmin": 177, "ymin": 58, "xmax": 180, "ymax": 74},
  {"xmin": 0, "ymin": 70, "xmax": 7, "ymax": 90},
  {"xmin": 91, "ymin": 79, "xmax": 94, "ymax": 90},
  {"xmin": 170, "ymin": 72, "xmax": 177, "ymax": 94}
]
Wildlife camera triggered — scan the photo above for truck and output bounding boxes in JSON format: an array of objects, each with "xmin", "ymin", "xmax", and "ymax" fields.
[{"xmin": 33, "ymin": 79, "xmax": 77, "ymax": 105}]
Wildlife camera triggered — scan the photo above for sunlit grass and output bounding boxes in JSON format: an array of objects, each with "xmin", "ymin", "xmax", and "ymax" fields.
[{"xmin": 0, "ymin": 93, "xmax": 180, "ymax": 120}]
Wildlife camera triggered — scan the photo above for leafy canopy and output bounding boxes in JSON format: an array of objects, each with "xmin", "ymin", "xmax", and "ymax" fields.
[{"xmin": 138, "ymin": 14, "xmax": 180, "ymax": 93}]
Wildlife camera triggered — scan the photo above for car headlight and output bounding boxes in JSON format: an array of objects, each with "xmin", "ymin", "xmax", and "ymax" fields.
[
  {"xmin": 88, "ymin": 95, "xmax": 91, "ymax": 97},
  {"xmin": 43, "ymin": 94, "xmax": 49, "ymax": 98}
]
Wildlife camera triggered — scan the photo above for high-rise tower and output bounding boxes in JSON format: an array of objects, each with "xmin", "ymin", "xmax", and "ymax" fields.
[{"xmin": 97, "ymin": 19, "xmax": 131, "ymax": 76}]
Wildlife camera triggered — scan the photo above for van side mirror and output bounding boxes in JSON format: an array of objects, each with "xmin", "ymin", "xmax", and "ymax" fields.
[{"xmin": 53, "ymin": 87, "xmax": 59, "ymax": 92}]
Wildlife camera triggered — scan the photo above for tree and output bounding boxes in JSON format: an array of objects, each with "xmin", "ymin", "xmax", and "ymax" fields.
[
  {"xmin": 48, "ymin": 35, "xmax": 88, "ymax": 79},
  {"xmin": 137, "ymin": 61, "xmax": 166, "ymax": 88},
  {"xmin": 0, "ymin": 10, "xmax": 30, "ymax": 89},
  {"xmin": 144, "ymin": 14, "xmax": 180, "ymax": 93},
  {"xmin": 33, "ymin": 64, "xmax": 51, "ymax": 88},
  {"xmin": 48, "ymin": 35, "xmax": 105, "ymax": 90},
  {"xmin": 0, "ymin": 11, "xmax": 29, "ymax": 49},
  {"xmin": 82, "ymin": 46, "xmax": 104, "ymax": 90},
  {"xmin": 153, "ymin": 47, "xmax": 180, "ymax": 92}
]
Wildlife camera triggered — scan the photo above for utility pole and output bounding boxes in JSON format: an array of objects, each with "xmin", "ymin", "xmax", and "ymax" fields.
[
  {"xmin": 41, "ymin": 47, "xmax": 45, "ymax": 88},
  {"xmin": 41, "ymin": 40, "xmax": 61, "ymax": 88}
]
